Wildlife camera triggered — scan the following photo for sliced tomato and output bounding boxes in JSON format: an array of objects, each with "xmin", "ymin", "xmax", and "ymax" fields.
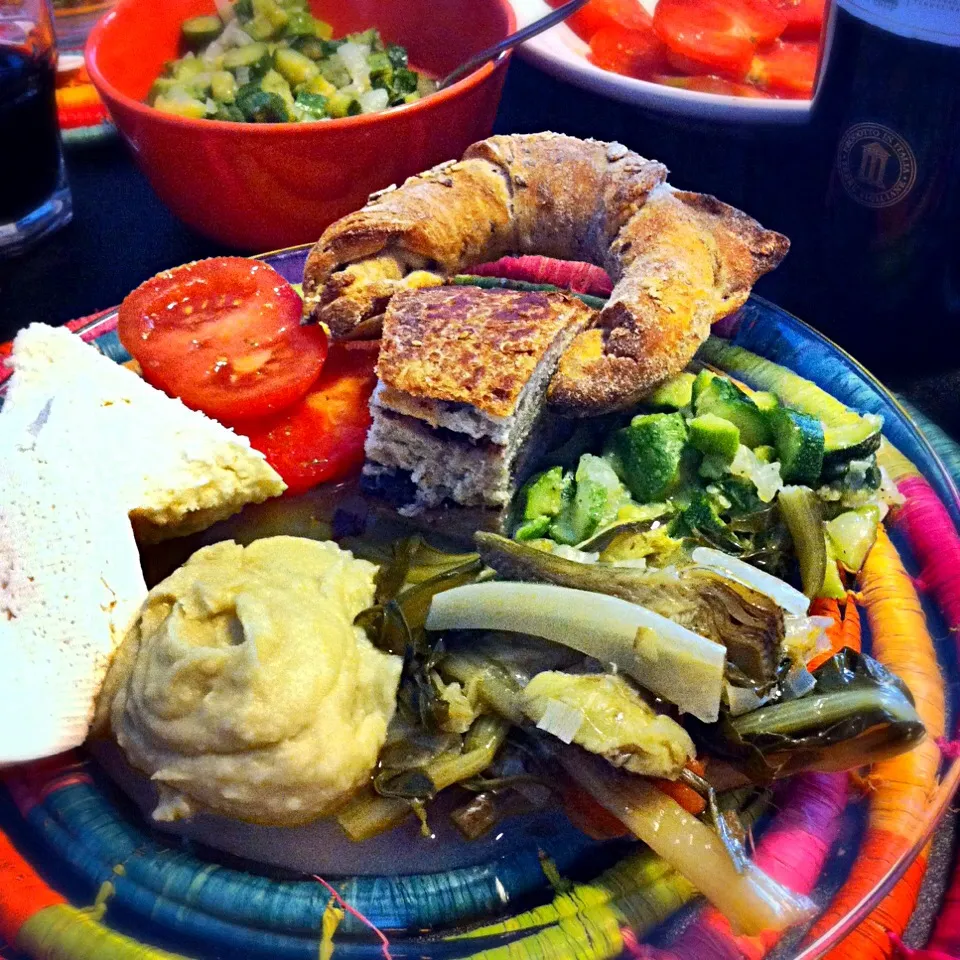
[
  {"xmin": 767, "ymin": 0, "xmax": 825, "ymax": 39},
  {"xmin": 651, "ymin": 73, "xmax": 769, "ymax": 96},
  {"xmin": 118, "ymin": 257, "xmax": 327, "ymax": 422},
  {"xmin": 589, "ymin": 25, "xmax": 667, "ymax": 79},
  {"xmin": 241, "ymin": 342, "xmax": 379, "ymax": 497},
  {"xmin": 548, "ymin": 0, "xmax": 651, "ymax": 42},
  {"xmin": 653, "ymin": 0, "xmax": 788, "ymax": 79},
  {"xmin": 748, "ymin": 39, "xmax": 818, "ymax": 96}
]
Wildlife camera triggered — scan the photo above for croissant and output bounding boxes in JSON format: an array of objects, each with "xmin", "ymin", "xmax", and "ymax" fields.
[{"xmin": 302, "ymin": 133, "xmax": 789, "ymax": 415}]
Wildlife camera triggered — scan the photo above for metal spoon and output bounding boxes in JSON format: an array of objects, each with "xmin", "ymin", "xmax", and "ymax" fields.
[{"xmin": 438, "ymin": 0, "xmax": 590, "ymax": 90}]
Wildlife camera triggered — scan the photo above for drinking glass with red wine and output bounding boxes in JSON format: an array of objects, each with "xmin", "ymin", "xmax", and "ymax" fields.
[{"xmin": 0, "ymin": 0, "xmax": 71, "ymax": 256}]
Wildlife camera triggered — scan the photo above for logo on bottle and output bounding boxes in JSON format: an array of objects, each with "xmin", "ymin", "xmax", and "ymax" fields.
[{"xmin": 837, "ymin": 122, "xmax": 917, "ymax": 208}]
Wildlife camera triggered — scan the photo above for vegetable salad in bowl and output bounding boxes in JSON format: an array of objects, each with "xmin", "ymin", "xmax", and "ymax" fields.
[{"xmin": 150, "ymin": 0, "xmax": 436, "ymax": 121}]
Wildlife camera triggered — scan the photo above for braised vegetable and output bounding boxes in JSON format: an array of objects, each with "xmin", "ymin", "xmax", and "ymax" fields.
[
  {"xmin": 694, "ymin": 375, "xmax": 771, "ymax": 448},
  {"xmin": 551, "ymin": 744, "xmax": 815, "ymax": 937},
  {"xmin": 337, "ymin": 715, "xmax": 510, "ymax": 840},
  {"xmin": 769, "ymin": 407, "xmax": 824, "ymax": 486},
  {"xmin": 426, "ymin": 581, "xmax": 727, "ymax": 722},
  {"xmin": 777, "ymin": 485, "xmax": 827, "ymax": 598},
  {"xmin": 687, "ymin": 648, "xmax": 925, "ymax": 782},
  {"xmin": 521, "ymin": 672, "xmax": 695, "ymax": 778},
  {"xmin": 646, "ymin": 372, "xmax": 695, "ymax": 411},
  {"xmin": 550, "ymin": 454, "xmax": 627, "ymax": 545},
  {"xmin": 606, "ymin": 412, "xmax": 689, "ymax": 502},
  {"xmin": 476, "ymin": 533, "xmax": 782, "ymax": 688}
]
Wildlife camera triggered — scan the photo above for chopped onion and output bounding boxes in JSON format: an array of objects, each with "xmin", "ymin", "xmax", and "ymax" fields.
[
  {"xmin": 729, "ymin": 446, "xmax": 783, "ymax": 503},
  {"xmin": 336, "ymin": 42, "xmax": 371, "ymax": 91},
  {"xmin": 359, "ymin": 88, "xmax": 389, "ymax": 114},
  {"xmin": 214, "ymin": 0, "xmax": 235, "ymax": 20},
  {"xmin": 535, "ymin": 699, "xmax": 583, "ymax": 744},
  {"xmin": 784, "ymin": 614, "xmax": 833, "ymax": 664},
  {"xmin": 426, "ymin": 582, "xmax": 726, "ymax": 722},
  {"xmin": 725, "ymin": 683, "xmax": 771, "ymax": 717},
  {"xmin": 551, "ymin": 545, "xmax": 600, "ymax": 564},
  {"xmin": 692, "ymin": 547, "xmax": 809, "ymax": 616},
  {"xmin": 782, "ymin": 665, "xmax": 817, "ymax": 701}
]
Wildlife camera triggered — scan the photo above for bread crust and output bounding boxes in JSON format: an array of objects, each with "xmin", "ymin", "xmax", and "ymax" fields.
[
  {"xmin": 548, "ymin": 187, "xmax": 790, "ymax": 413},
  {"xmin": 376, "ymin": 286, "xmax": 596, "ymax": 418},
  {"xmin": 302, "ymin": 134, "xmax": 789, "ymax": 414}
]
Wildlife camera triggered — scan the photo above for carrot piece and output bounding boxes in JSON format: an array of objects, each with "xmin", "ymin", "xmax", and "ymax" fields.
[
  {"xmin": 652, "ymin": 758, "xmax": 707, "ymax": 816},
  {"xmin": 805, "ymin": 526, "xmax": 945, "ymax": 960},
  {"xmin": 653, "ymin": 778, "xmax": 706, "ymax": 816},
  {"xmin": 841, "ymin": 596, "xmax": 862, "ymax": 654},
  {"xmin": 806, "ymin": 594, "xmax": 863, "ymax": 672}
]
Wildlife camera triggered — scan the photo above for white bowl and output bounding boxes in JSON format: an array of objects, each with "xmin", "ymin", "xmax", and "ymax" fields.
[{"xmin": 510, "ymin": 0, "xmax": 812, "ymax": 125}]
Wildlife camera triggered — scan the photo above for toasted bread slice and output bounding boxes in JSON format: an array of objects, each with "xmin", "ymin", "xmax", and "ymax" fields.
[
  {"xmin": 365, "ymin": 286, "xmax": 595, "ymax": 513},
  {"xmin": 376, "ymin": 286, "xmax": 596, "ymax": 418}
]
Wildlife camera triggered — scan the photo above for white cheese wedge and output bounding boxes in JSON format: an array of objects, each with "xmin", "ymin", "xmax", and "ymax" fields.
[
  {"xmin": 3, "ymin": 323, "xmax": 286, "ymax": 541},
  {"xmin": 0, "ymin": 323, "xmax": 287, "ymax": 764}
]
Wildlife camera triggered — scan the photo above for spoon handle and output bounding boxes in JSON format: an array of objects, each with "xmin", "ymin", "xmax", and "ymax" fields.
[{"xmin": 438, "ymin": 0, "xmax": 591, "ymax": 90}]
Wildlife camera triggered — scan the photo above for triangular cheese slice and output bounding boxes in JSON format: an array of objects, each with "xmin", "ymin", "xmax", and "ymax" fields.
[
  {"xmin": 0, "ymin": 324, "xmax": 286, "ymax": 764},
  {"xmin": 3, "ymin": 324, "xmax": 286, "ymax": 541}
]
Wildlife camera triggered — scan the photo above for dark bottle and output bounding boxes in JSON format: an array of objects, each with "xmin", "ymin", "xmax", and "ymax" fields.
[
  {"xmin": 0, "ymin": 44, "xmax": 61, "ymax": 224},
  {"xmin": 784, "ymin": 0, "xmax": 960, "ymax": 374}
]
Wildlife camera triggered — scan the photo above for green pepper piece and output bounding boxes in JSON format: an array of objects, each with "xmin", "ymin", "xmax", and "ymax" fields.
[
  {"xmin": 236, "ymin": 83, "xmax": 289, "ymax": 121},
  {"xmin": 392, "ymin": 67, "xmax": 418, "ymax": 95},
  {"xmin": 367, "ymin": 50, "xmax": 393, "ymax": 89},
  {"xmin": 294, "ymin": 91, "xmax": 328, "ymax": 119},
  {"xmin": 181, "ymin": 15, "xmax": 223, "ymax": 51},
  {"xmin": 386, "ymin": 43, "xmax": 408, "ymax": 69},
  {"xmin": 284, "ymin": 10, "xmax": 317, "ymax": 37}
]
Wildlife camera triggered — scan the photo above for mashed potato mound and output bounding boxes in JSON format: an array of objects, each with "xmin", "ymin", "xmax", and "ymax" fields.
[{"xmin": 102, "ymin": 536, "xmax": 401, "ymax": 826}]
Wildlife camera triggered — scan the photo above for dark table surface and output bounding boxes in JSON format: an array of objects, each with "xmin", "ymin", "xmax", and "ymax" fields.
[{"xmin": 1, "ymin": 57, "xmax": 956, "ymax": 436}]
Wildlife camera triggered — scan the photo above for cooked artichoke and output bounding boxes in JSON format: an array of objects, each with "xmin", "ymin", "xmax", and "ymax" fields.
[
  {"xmin": 520, "ymin": 671, "xmax": 695, "ymax": 779},
  {"xmin": 475, "ymin": 533, "xmax": 783, "ymax": 688}
]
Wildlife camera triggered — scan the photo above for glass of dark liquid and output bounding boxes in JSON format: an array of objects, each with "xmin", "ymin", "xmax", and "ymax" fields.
[{"xmin": 0, "ymin": 0, "xmax": 71, "ymax": 256}]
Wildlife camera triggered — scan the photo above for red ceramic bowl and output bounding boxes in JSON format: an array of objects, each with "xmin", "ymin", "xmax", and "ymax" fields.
[{"xmin": 86, "ymin": 0, "xmax": 514, "ymax": 250}]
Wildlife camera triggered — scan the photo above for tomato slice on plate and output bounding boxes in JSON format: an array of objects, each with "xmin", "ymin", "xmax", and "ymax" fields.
[
  {"xmin": 589, "ymin": 25, "xmax": 667, "ymax": 79},
  {"xmin": 118, "ymin": 257, "xmax": 327, "ymax": 422},
  {"xmin": 548, "ymin": 0, "xmax": 651, "ymax": 42},
  {"xmin": 241, "ymin": 342, "xmax": 379, "ymax": 497},
  {"xmin": 768, "ymin": 0, "xmax": 825, "ymax": 39},
  {"xmin": 653, "ymin": 0, "xmax": 788, "ymax": 78},
  {"xmin": 748, "ymin": 39, "xmax": 818, "ymax": 96},
  {"xmin": 652, "ymin": 73, "xmax": 769, "ymax": 96}
]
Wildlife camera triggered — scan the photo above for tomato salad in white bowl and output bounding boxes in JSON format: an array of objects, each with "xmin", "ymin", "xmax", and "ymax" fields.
[{"xmin": 510, "ymin": 0, "xmax": 824, "ymax": 123}]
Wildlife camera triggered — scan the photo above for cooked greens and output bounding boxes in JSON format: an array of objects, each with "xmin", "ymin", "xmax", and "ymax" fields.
[
  {"xmin": 687, "ymin": 649, "xmax": 925, "ymax": 782},
  {"xmin": 151, "ymin": 1, "xmax": 435, "ymax": 122},
  {"xmin": 513, "ymin": 367, "xmax": 895, "ymax": 589}
]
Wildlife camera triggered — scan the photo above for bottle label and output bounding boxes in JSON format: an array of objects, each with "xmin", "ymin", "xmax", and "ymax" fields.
[
  {"xmin": 838, "ymin": 0, "xmax": 960, "ymax": 46},
  {"xmin": 836, "ymin": 122, "xmax": 918, "ymax": 207}
]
